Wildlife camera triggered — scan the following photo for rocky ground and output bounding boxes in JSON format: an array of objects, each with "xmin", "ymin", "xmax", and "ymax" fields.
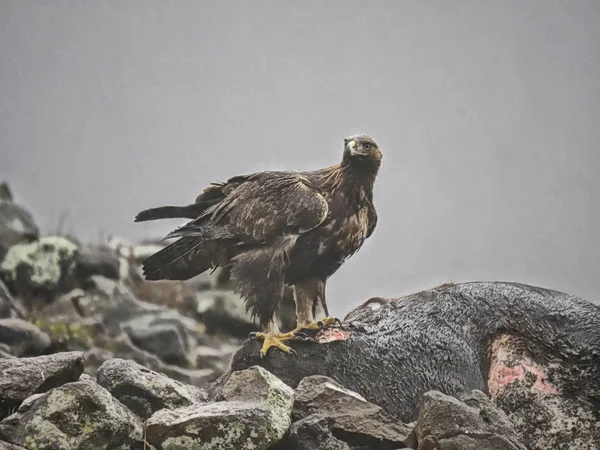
[{"xmin": 0, "ymin": 182, "xmax": 599, "ymax": 449}]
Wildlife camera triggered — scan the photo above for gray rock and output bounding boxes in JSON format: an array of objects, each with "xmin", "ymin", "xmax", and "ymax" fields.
[
  {"xmin": 122, "ymin": 316, "xmax": 190, "ymax": 367},
  {"xmin": 192, "ymin": 345, "xmax": 236, "ymax": 373},
  {"xmin": 0, "ymin": 237, "xmax": 78, "ymax": 302},
  {"xmin": 146, "ymin": 366, "xmax": 294, "ymax": 450},
  {"xmin": 0, "ymin": 352, "xmax": 84, "ymax": 419},
  {"xmin": 96, "ymin": 358, "xmax": 207, "ymax": 419},
  {"xmin": 196, "ymin": 288, "xmax": 257, "ymax": 337},
  {"xmin": 283, "ymin": 414, "xmax": 350, "ymax": 450},
  {"xmin": 88, "ymin": 333, "xmax": 215, "ymax": 387},
  {"xmin": 414, "ymin": 390, "xmax": 527, "ymax": 450},
  {"xmin": 0, "ymin": 280, "xmax": 18, "ymax": 319},
  {"xmin": 121, "ymin": 308, "xmax": 204, "ymax": 367},
  {"xmin": 0, "ymin": 198, "xmax": 38, "ymax": 263},
  {"xmin": 0, "ymin": 440, "xmax": 26, "ymax": 450},
  {"xmin": 38, "ymin": 289, "xmax": 84, "ymax": 321},
  {"xmin": 73, "ymin": 245, "xmax": 120, "ymax": 282},
  {"xmin": 0, "ymin": 380, "xmax": 146, "ymax": 450},
  {"xmin": 0, "ymin": 183, "xmax": 12, "ymax": 203},
  {"xmin": 293, "ymin": 375, "xmax": 411, "ymax": 448},
  {"xmin": 0, "ymin": 318, "xmax": 51, "ymax": 356}
]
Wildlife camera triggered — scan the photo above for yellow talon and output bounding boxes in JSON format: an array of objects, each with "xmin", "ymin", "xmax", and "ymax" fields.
[
  {"xmin": 251, "ymin": 332, "xmax": 297, "ymax": 358},
  {"xmin": 295, "ymin": 316, "xmax": 342, "ymax": 332}
]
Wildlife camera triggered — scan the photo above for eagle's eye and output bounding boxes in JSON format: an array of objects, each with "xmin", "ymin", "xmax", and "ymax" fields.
[{"xmin": 363, "ymin": 143, "xmax": 372, "ymax": 150}]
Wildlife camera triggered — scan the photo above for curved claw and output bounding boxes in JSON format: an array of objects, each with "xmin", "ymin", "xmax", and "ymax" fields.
[{"xmin": 248, "ymin": 331, "xmax": 259, "ymax": 339}]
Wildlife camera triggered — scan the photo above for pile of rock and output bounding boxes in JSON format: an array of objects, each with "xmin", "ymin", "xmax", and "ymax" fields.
[
  {"xmin": 0, "ymin": 351, "xmax": 528, "ymax": 449},
  {"xmin": 0, "ymin": 182, "xmax": 294, "ymax": 387},
  {"xmin": 1, "ymin": 182, "xmax": 599, "ymax": 449}
]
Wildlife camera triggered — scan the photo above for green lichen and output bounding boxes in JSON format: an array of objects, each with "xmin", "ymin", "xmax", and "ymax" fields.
[
  {"xmin": 31, "ymin": 318, "xmax": 93, "ymax": 349},
  {"xmin": 0, "ymin": 236, "xmax": 78, "ymax": 289}
]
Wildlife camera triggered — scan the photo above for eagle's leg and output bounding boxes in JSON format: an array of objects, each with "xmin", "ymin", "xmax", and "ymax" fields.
[
  {"xmin": 292, "ymin": 280, "xmax": 342, "ymax": 333},
  {"xmin": 250, "ymin": 320, "xmax": 297, "ymax": 358}
]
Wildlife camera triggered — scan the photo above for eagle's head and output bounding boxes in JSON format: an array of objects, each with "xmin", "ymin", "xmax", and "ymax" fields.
[{"xmin": 342, "ymin": 134, "xmax": 383, "ymax": 172}]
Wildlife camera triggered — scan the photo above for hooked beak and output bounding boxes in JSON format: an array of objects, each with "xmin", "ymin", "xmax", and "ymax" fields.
[{"xmin": 344, "ymin": 139, "xmax": 361, "ymax": 157}]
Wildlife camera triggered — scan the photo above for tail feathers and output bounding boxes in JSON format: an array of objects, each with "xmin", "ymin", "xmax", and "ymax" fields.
[
  {"xmin": 142, "ymin": 237, "xmax": 206, "ymax": 280},
  {"xmin": 134, "ymin": 201, "xmax": 214, "ymax": 222}
]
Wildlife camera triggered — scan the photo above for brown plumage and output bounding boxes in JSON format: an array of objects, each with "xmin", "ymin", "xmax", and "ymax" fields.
[{"xmin": 135, "ymin": 134, "xmax": 382, "ymax": 356}]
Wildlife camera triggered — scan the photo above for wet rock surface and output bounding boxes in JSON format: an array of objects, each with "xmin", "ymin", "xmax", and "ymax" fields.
[
  {"xmin": 96, "ymin": 358, "xmax": 207, "ymax": 419},
  {"xmin": 146, "ymin": 366, "xmax": 294, "ymax": 450},
  {"xmin": 0, "ymin": 380, "xmax": 146, "ymax": 450},
  {"xmin": 292, "ymin": 375, "xmax": 411, "ymax": 448},
  {"xmin": 414, "ymin": 390, "xmax": 527, "ymax": 450},
  {"xmin": 0, "ymin": 352, "xmax": 84, "ymax": 419}
]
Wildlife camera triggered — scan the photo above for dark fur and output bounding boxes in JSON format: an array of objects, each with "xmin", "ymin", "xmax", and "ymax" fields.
[
  {"xmin": 135, "ymin": 135, "xmax": 382, "ymax": 329},
  {"xmin": 223, "ymin": 281, "xmax": 600, "ymax": 435}
]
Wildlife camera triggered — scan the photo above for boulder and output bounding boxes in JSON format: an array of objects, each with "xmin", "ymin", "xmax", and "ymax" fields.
[
  {"xmin": 228, "ymin": 283, "xmax": 600, "ymax": 423},
  {"xmin": 0, "ymin": 441, "xmax": 26, "ymax": 450},
  {"xmin": 146, "ymin": 365, "xmax": 294, "ymax": 450},
  {"xmin": 196, "ymin": 288, "xmax": 258, "ymax": 337},
  {"xmin": 0, "ymin": 352, "xmax": 84, "ymax": 419},
  {"xmin": 283, "ymin": 415, "xmax": 350, "ymax": 450},
  {"xmin": 0, "ymin": 237, "xmax": 78, "ymax": 305},
  {"xmin": 72, "ymin": 245, "xmax": 120, "ymax": 283},
  {"xmin": 96, "ymin": 358, "xmax": 207, "ymax": 419},
  {"xmin": 0, "ymin": 380, "xmax": 146, "ymax": 450},
  {"xmin": 86, "ymin": 333, "xmax": 215, "ymax": 387},
  {"xmin": 0, "ymin": 280, "xmax": 18, "ymax": 319},
  {"xmin": 292, "ymin": 375, "xmax": 411, "ymax": 448},
  {"xmin": 414, "ymin": 390, "xmax": 526, "ymax": 450},
  {"xmin": 0, "ymin": 191, "xmax": 39, "ymax": 263},
  {"xmin": 0, "ymin": 318, "xmax": 51, "ymax": 357},
  {"xmin": 121, "ymin": 312, "xmax": 195, "ymax": 367}
]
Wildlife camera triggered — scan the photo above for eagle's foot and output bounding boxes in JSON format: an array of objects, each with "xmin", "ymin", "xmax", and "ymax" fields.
[
  {"xmin": 296, "ymin": 316, "xmax": 342, "ymax": 332},
  {"xmin": 318, "ymin": 316, "xmax": 342, "ymax": 329},
  {"xmin": 249, "ymin": 331, "xmax": 297, "ymax": 359}
]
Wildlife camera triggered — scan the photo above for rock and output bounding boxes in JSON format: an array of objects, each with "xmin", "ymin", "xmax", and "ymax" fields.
[
  {"xmin": 487, "ymin": 333, "xmax": 600, "ymax": 449},
  {"xmin": 0, "ymin": 352, "xmax": 84, "ymax": 419},
  {"xmin": 0, "ymin": 237, "xmax": 78, "ymax": 305},
  {"xmin": 146, "ymin": 366, "xmax": 294, "ymax": 450},
  {"xmin": 0, "ymin": 318, "xmax": 51, "ymax": 357},
  {"xmin": 192, "ymin": 345, "xmax": 236, "ymax": 373},
  {"xmin": 89, "ymin": 333, "xmax": 215, "ymax": 387},
  {"xmin": 0, "ymin": 183, "xmax": 12, "ymax": 202},
  {"xmin": 73, "ymin": 245, "xmax": 120, "ymax": 282},
  {"xmin": 0, "ymin": 195, "xmax": 38, "ymax": 263},
  {"xmin": 196, "ymin": 288, "xmax": 258, "ymax": 337},
  {"xmin": 133, "ymin": 280, "xmax": 198, "ymax": 316},
  {"xmin": 0, "ymin": 380, "xmax": 146, "ymax": 450},
  {"xmin": 38, "ymin": 289, "xmax": 84, "ymax": 321},
  {"xmin": 122, "ymin": 313, "xmax": 192, "ymax": 367},
  {"xmin": 229, "ymin": 282, "xmax": 600, "ymax": 428},
  {"xmin": 96, "ymin": 358, "xmax": 207, "ymax": 419},
  {"xmin": 0, "ymin": 280, "xmax": 18, "ymax": 319},
  {"xmin": 292, "ymin": 375, "xmax": 411, "ymax": 448},
  {"xmin": 414, "ymin": 390, "xmax": 527, "ymax": 450},
  {"xmin": 0, "ymin": 441, "xmax": 26, "ymax": 450},
  {"xmin": 279, "ymin": 415, "xmax": 350, "ymax": 450}
]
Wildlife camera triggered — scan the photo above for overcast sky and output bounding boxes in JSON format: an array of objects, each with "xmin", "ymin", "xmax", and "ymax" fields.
[{"xmin": 1, "ymin": 1, "xmax": 599, "ymax": 312}]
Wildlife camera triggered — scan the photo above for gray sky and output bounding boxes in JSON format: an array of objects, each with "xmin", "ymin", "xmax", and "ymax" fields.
[{"xmin": 1, "ymin": 1, "xmax": 599, "ymax": 312}]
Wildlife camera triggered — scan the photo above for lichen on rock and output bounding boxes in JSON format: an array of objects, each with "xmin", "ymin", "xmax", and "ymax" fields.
[{"xmin": 0, "ymin": 237, "xmax": 78, "ymax": 294}]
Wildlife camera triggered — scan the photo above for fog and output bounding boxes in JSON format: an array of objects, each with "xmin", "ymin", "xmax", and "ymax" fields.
[{"xmin": 2, "ymin": 0, "xmax": 599, "ymax": 313}]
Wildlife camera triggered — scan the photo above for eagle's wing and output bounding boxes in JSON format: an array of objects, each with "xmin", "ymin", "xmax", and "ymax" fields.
[{"xmin": 165, "ymin": 171, "xmax": 329, "ymax": 244}]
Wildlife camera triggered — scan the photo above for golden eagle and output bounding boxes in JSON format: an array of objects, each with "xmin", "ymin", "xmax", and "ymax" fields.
[{"xmin": 135, "ymin": 134, "xmax": 382, "ymax": 356}]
